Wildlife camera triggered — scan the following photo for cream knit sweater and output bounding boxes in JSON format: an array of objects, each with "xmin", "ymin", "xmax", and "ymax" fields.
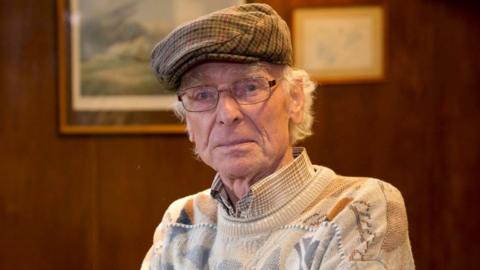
[{"xmin": 142, "ymin": 151, "xmax": 414, "ymax": 269}]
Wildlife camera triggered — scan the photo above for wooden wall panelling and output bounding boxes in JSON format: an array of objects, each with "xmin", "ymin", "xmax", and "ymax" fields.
[{"xmin": 0, "ymin": 1, "xmax": 97, "ymax": 268}]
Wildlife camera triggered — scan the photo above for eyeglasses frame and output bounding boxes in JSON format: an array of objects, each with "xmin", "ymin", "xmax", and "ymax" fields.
[{"xmin": 177, "ymin": 77, "xmax": 278, "ymax": 112}]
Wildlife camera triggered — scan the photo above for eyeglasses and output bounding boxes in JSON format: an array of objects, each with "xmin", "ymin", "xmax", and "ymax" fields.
[{"xmin": 177, "ymin": 77, "xmax": 278, "ymax": 112}]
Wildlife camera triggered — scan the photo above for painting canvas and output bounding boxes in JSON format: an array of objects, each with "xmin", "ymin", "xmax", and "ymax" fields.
[
  {"xmin": 58, "ymin": 0, "xmax": 244, "ymax": 133},
  {"xmin": 293, "ymin": 6, "xmax": 385, "ymax": 84}
]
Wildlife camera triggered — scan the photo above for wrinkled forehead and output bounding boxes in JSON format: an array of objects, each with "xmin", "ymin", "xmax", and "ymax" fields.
[{"xmin": 180, "ymin": 62, "xmax": 283, "ymax": 88}]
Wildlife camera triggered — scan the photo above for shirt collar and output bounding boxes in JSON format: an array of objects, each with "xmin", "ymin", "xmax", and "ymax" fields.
[{"xmin": 210, "ymin": 147, "xmax": 315, "ymax": 219}]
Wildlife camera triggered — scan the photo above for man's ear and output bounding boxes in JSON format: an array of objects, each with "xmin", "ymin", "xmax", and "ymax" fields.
[
  {"xmin": 288, "ymin": 79, "xmax": 305, "ymax": 124},
  {"xmin": 185, "ymin": 118, "xmax": 195, "ymax": 142}
]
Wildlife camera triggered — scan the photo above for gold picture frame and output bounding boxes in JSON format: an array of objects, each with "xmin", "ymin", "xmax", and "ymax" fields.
[{"xmin": 293, "ymin": 5, "xmax": 385, "ymax": 84}]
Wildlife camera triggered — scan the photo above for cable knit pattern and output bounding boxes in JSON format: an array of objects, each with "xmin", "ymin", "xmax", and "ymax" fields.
[{"xmin": 142, "ymin": 150, "xmax": 414, "ymax": 270}]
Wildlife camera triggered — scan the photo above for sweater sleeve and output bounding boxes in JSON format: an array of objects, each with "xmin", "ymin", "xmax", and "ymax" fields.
[
  {"xmin": 140, "ymin": 196, "xmax": 190, "ymax": 270},
  {"xmin": 319, "ymin": 179, "xmax": 415, "ymax": 269},
  {"xmin": 141, "ymin": 219, "xmax": 170, "ymax": 270},
  {"xmin": 140, "ymin": 212, "xmax": 169, "ymax": 270}
]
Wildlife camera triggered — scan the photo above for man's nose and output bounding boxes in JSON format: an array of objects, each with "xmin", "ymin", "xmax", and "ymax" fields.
[{"xmin": 215, "ymin": 91, "xmax": 242, "ymax": 125}]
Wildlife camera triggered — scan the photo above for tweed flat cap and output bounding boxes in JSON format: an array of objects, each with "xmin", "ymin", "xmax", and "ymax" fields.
[{"xmin": 151, "ymin": 3, "xmax": 292, "ymax": 91}]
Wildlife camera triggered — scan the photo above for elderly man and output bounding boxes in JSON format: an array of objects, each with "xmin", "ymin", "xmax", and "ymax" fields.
[{"xmin": 142, "ymin": 3, "xmax": 414, "ymax": 270}]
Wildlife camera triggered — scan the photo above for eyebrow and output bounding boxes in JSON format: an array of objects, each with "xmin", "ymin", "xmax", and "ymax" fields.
[{"xmin": 180, "ymin": 63, "xmax": 271, "ymax": 88}]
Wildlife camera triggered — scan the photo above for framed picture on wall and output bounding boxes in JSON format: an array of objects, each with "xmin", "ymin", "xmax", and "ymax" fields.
[
  {"xmin": 292, "ymin": 5, "xmax": 385, "ymax": 84},
  {"xmin": 57, "ymin": 0, "xmax": 245, "ymax": 134}
]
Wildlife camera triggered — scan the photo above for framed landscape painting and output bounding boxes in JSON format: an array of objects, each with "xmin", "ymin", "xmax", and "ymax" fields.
[{"xmin": 57, "ymin": 0, "xmax": 244, "ymax": 134}]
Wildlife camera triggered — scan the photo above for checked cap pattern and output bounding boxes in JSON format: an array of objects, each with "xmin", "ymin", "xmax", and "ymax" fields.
[{"xmin": 151, "ymin": 3, "xmax": 293, "ymax": 91}]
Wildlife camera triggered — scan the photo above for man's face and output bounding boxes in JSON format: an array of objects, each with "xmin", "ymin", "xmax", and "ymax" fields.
[{"xmin": 182, "ymin": 62, "xmax": 304, "ymax": 181}]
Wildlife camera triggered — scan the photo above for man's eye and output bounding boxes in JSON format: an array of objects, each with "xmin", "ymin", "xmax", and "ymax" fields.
[
  {"xmin": 190, "ymin": 89, "xmax": 214, "ymax": 101},
  {"xmin": 245, "ymin": 83, "xmax": 259, "ymax": 92},
  {"xmin": 237, "ymin": 79, "xmax": 262, "ymax": 94}
]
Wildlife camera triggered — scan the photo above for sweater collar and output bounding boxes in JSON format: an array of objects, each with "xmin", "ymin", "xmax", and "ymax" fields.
[{"xmin": 210, "ymin": 147, "xmax": 315, "ymax": 219}]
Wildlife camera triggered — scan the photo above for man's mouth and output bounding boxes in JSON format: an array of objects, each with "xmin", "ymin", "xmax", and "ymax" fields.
[{"xmin": 216, "ymin": 139, "xmax": 254, "ymax": 148}]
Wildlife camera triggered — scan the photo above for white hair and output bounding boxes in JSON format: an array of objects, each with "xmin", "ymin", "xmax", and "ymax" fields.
[
  {"xmin": 173, "ymin": 64, "xmax": 316, "ymax": 145},
  {"xmin": 282, "ymin": 66, "xmax": 316, "ymax": 144}
]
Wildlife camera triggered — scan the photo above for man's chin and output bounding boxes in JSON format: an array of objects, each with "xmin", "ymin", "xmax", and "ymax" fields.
[{"xmin": 215, "ymin": 158, "xmax": 262, "ymax": 177}]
